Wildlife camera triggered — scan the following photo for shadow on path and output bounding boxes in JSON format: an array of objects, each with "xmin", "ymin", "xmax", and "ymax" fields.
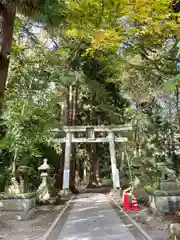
[{"xmin": 57, "ymin": 193, "xmax": 136, "ymax": 240}]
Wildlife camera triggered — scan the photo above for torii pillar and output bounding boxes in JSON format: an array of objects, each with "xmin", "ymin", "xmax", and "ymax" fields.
[
  {"xmin": 108, "ymin": 132, "xmax": 120, "ymax": 189},
  {"xmin": 62, "ymin": 131, "xmax": 72, "ymax": 194}
]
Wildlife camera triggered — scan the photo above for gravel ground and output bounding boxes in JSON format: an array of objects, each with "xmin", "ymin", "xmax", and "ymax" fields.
[
  {"xmin": 128, "ymin": 205, "xmax": 169, "ymax": 240},
  {"xmin": 0, "ymin": 204, "xmax": 65, "ymax": 240},
  {"xmin": 129, "ymin": 205, "xmax": 180, "ymax": 240},
  {"xmin": 108, "ymin": 190, "xmax": 176, "ymax": 240}
]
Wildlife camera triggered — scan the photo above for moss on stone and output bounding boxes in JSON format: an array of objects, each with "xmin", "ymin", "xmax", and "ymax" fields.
[
  {"xmin": 146, "ymin": 189, "xmax": 180, "ymax": 196},
  {"xmin": 0, "ymin": 192, "xmax": 37, "ymax": 199}
]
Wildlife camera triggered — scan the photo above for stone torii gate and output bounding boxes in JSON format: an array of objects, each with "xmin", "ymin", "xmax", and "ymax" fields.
[{"xmin": 53, "ymin": 125, "xmax": 132, "ymax": 194}]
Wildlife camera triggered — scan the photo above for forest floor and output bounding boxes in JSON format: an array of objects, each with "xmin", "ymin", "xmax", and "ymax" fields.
[
  {"xmin": 128, "ymin": 205, "xmax": 169, "ymax": 240},
  {"xmin": 0, "ymin": 203, "xmax": 66, "ymax": 240},
  {"xmin": 128, "ymin": 205, "xmax": 180, "ymax": 240}
]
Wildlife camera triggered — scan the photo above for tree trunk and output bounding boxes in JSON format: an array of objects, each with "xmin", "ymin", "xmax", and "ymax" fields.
[
  {"xmin": 87, "ymin": 143, "xmax": 99, "ymax": 188},
  {"xmin": 56, "ymin": 143, "xmax": 65, "ymax": 189},
  {"xmin": 175, "ymin": 85, "xmax": 180, "ymax": 131},
  {"xmin": 134, "ymin": 102, "xmax": 142, "ymax": 156},
  {"xmin": 0, "ymin": 3, "xmax": 16, "ymax": 109},
  {"xmin": 95, "ymin": 158, "xmax": 101, "ymax": 186},
  {"xmin": 69, "ymin": 146, "xmax": 78, "ymax": 193},
  {"xmin": 83, "ymin": 164, "xmax": 87, "ymax": 183},
  {"xmin": 78, "ymin": 159, "xmax": 84, "ymax": 181},
  {"xmin": 69, "ymin": 85, "xmax": 78, "ymax": 193},
  {"xmin": 86, "ymin": 105, "xmax": 99, "ymax": 188}
]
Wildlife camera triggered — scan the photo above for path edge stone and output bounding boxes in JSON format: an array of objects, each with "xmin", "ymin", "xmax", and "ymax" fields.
[
  {"xmin": 109, "ymin": 195, "xmax": 153, "ymax": 240},
  {"xmin": 41, "ymin": 195, "xmax": 75, "ymax": 240}
]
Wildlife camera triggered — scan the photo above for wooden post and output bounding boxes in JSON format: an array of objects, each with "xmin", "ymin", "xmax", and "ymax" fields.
[
  {"xmin": 62, "ymin": 131, "xmax": 72, "ymax": 193},
  {"xmin": 108, "ymin": 132, "xmax": 120, "ymax": 189},
  {"xmin": 83, "ymin": 166, "xmax": 87, "ymax": 183}
]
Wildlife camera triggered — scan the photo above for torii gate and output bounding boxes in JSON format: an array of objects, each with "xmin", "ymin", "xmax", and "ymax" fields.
[{"xmin": 53, "ymin": 125, "xmax": 132, "ymax": 194}]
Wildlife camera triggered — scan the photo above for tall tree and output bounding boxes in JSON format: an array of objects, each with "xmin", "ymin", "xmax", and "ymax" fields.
[{"xmin": 0, "ymin": 0, "xmax": 64, "ymax": 107}]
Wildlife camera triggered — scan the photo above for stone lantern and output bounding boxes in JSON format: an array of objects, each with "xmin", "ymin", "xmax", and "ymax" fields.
[{"xmin": 37, "ymin": 159, "xmax": 51, "ymax": 202}]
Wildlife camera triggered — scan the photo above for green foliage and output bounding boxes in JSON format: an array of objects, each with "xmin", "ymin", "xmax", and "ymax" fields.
[
  {"xmin": 14, "ymin": 0, "xmax": 66, "ymax": 27},
  {"xmin": 2, "ymin": 0, "xmax": 180, "ymax": 191},
  {"xmin": 0, "ymin": 19, "xmax": 61, "ymax": 185},
  {"xmin": 164, "ymin": 74, "xmax": 180, "ymax": 92}
]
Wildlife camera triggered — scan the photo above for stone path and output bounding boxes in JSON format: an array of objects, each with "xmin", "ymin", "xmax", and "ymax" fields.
[{"xmin": 57, "ymin": 193, "xmax": 136, "ymax": 240}]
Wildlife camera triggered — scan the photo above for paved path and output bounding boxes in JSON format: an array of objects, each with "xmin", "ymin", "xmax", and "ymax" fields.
[{"xmin": 57, "ymin": 193, "xmax": 136, "ymax": 240}]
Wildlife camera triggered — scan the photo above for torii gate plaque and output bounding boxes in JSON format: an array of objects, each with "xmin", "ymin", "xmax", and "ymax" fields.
[{"xmin": 53, "ymin": 125, "xmax": 132, "ymax": 194}]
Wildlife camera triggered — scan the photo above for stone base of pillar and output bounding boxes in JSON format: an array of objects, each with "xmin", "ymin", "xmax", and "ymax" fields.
[
  {"xmin": 109, "ymin": 188, "xmax": 122, "ymax": 199},
  {"xmin": 110, "ymin": 188, "xmax": 121, "ymax": 194},
  {"xmin": 59, "ymin": 189, "xmax": 72, "ymax": 200}
]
